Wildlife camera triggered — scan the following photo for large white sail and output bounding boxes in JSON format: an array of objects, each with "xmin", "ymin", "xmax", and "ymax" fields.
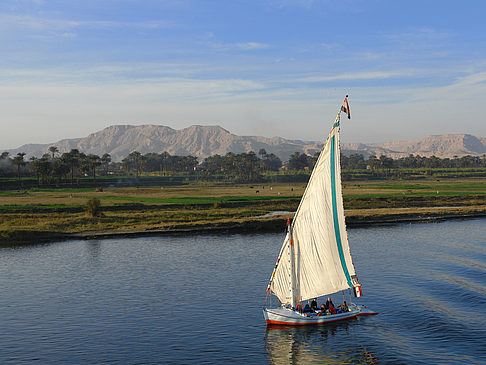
[{"xmin": 269, "ymin": 113, "xmax": 356, "ymax": 305}]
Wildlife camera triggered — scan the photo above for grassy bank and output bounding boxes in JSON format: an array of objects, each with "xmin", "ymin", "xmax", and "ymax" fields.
[{"xmin": 1, "ymin": 179, "xmax": 486, "ymax": 244}]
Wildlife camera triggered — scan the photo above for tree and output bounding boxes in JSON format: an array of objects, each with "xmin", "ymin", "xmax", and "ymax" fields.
[
  {"xmin": 262, "ymin": 153, "xmax": 282, "ymax": 171},
  {"xmin": 52, "ymin": 157, "xmax": 70, "ymax": 184},
  {"xmin": 78, "ymin": 153, "xmax": 90, "ymax": 178},
  {"xmin": 0, "ymin": 152, "xmax": 11, "ymax": 176},
  {"xmin": 101, "ymin": 153, "xmax": 111, "ymax": 175},
  {"xmin": 233, "ymin": 152, "xmax": 261, "ymax": 181},
  {"xmin": 347, "ymin": 154, "xmax": 366, "ymax": 170},
  {"xmin": 86, "ymin": 197, "xmax": 102, "ymax": 217},
  {"xmin": 367, "ymin": 155, "xmax": 380, "ymax": 170},
  {"xmin": 201, "ymin": 154, "xmax": 224, "ymax": 175},
  {"xmin": 29, "ymin": 156, "xmax": 40, "ymax": 185},
  {"xmin": 64, "ymin": 149, "xmax": 81, "ymax": 185},
  {"xmin": 48, "ymin": 146, "xmax": 59, "ymax": 159},
  {"xmin": 127, "ymin": 151, "xmax": 144, "ymax": 177},
  {"xmin": 258, "ymin": 148, "xmax": 267, "ymax": 159},
  {"xmin": 38, "ymin": 155, "xmax": 53, "ymax": 184},
  {"xmin": 87, "ymin": 154, "xmax": 102, "ymax": 182},
  {"xmin": 379, "ymin": 155, "xmax": 394, "ymax": 169},
  {"xmin": 179, "ymin": 155, "xmax": 198, "ymax": 172},
  {"xmin": 287, "ymin": 152, "xmax": 311, "ymax": 170},
  {"xmin": 12, "ymin": 152, "xmax": 26, "ymax": 189}
]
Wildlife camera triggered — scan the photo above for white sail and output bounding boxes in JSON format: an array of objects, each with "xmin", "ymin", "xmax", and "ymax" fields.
[
  {"xmin": 269, "ymin": 113, "xmax": 356, "ymax": 305},
  {"xmin": 268, "ymin": 232, "xmax": 292, "ymax": 304}
]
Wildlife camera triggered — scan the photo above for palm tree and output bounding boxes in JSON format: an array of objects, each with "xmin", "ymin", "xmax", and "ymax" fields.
[
  {"xmin": 48, "ymin": 146, "xmax": 59, "ymax": 159},
  {"xmin": 29, "ymin": 156, "xmax": 40, "ymax": 186},
  {"xmin": 101, "ymin": 153, "xmax": 111, "ymax": 175},
  {"xmin": 12, "ymin": 152, "xmax": 26, "ymax": 189},
  {"xmin": 66, "ymin": 149, "xmax": 81, "ymax": 185},
  {"xmin": 128, "ymin": 151, "xmax": 144, "ymax": 177},
  {"xmin": 52, "ymin": 157, "xmax": 70, "ymax": 185},
  {"xmin": 87, "ymin": 154, "xmax": 102, "ymax": 182}
]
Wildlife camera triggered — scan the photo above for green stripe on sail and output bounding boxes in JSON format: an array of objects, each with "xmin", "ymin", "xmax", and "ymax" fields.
[{"xmin": 330, "ymin": 135, "xmax": 353, "ymax": 287}]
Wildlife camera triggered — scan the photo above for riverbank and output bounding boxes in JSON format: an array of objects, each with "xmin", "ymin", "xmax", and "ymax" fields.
[
  {"xmin": 2, "ymin": 206, "xmax": 486, "ymax": 246},
  {"xmin": 2, "ymin": 180, "xmax": 486, "ymax": 245}
]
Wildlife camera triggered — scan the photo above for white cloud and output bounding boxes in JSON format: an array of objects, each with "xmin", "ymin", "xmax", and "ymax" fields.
[
  {"xmin": 234, "ymin": 42, "xmax": 271, "ymax": 51},
  {"xmin": 0, "ymin": 14, "xmax": 174, "ymax": 35},
  {"xmin": 384, "ymin": 27, "xmax": 451, "ymax": 43},
  {"xmin": 292, "ymin": 71, "xmax": 410, "ymax": 83}
]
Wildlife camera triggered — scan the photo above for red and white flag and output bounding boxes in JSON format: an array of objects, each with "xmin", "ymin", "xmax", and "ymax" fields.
[
  {"xmin": 354, "ymin": 285, "xmax": 363, "ymax": 298},
  {"xmin": 341, "ymin": 95, "xmax": 351, "ymax": 119}
]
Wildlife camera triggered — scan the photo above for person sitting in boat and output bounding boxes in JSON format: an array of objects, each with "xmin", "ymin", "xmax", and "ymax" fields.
[
  {"xmin": 303, "ymin": 304, "xmax": 313, "ymax": 313},
  {"xmin": 339, "ymin": 301, "xmax": 349, "ymax": 312},
  {"xmin": 311, "ymin": 298, "xmax": 318, "ymax": 311},
  {"xmin": 325, "ymin": 297, "xmax": 334, "ymax": 310},
  {"xmin": 328, "ymin": 303, "xmax": 337, "ymax": 315},
  {"xmin": 318, "ymin": 305, "xmax": 326, "ymax": 316}
]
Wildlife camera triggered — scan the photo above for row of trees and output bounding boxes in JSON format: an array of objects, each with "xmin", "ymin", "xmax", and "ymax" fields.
[
  {"xmin": 0, "ymin": 147, "xmax": 283, "ymax": 185},
  {"xmin": 200, "ymin": 150, "xmax": 282, "ymax": 181},
  {"xmin": 121, "ymin": 151, "xmax": 199, "ymax": 177},
  {"xmin": 0, "ymin": 148, "xmax": 111, "ymax": 187},
  {"xmin": 284, "ymin": 152, "xmax": 486, "ymax": 171},
  {"xmin": 119, "ymin": 149, "xmax": 282, "ymax": 181},
  {"xmin": 341, "ymin": 153, "xmax": 486, "ymax": 170},
  {"xmin": 2, "ymin": 146, "xmax": 486, "ymax": 187}
]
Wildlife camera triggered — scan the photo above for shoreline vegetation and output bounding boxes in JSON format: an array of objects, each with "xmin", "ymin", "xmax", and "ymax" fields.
[{"xmin": 2, "ymin": 178, "xmax": 486, "ymax": 246}]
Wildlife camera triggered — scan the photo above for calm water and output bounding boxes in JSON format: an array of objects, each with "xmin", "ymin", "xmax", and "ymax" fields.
[{"xmin": 1, "ymin": 219, "xmax": 486, "ymax": 364}]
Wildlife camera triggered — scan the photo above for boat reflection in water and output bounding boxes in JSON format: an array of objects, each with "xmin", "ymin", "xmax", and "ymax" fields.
[{"xmin": 264, "ymin": 321, "xmax": 379, "ymax": 364}]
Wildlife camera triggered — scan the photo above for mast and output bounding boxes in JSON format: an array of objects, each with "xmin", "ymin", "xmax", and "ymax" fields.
[{"xmin": 288, "ymin": 224, "xmax": 294, "ymax": 308}]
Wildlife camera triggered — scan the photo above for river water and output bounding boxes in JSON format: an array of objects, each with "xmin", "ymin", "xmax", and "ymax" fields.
[{"xmin": 1, "ymin": 219, "xmax": 486, "ymax": 364}]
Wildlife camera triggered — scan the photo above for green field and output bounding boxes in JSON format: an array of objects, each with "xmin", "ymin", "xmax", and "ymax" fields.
[{"xmin": 1, "ymin": 178, "xmax": 486, "ymax": 244}]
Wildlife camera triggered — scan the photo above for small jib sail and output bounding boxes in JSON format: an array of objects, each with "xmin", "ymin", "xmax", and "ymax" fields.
[{"xmin": 267, "ymin": 96, "xmax": 359, "ymax": 308}]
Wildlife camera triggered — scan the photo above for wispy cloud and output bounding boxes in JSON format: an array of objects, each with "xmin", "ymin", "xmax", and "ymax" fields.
[
  {"xmin": 200, "ymin": 34, "xmax": 272, "ymax": 52},
  {"xmin": 292, "ymin": 71, "xmax": 411, "ymax": 83},
  {"xmin": 384, "ymin": 27, "xmax": 452, "ymax": 43},
  {"xmin": 234, "ymin": 42, "xmax": 271, "ymax": 51},
  {"xmin": 270, "ymin": 0, "xmax": 330, "ymax": 9},
  {"xmin": 0, "ymin": 14, "xmax": 174, "ymax": 34}
]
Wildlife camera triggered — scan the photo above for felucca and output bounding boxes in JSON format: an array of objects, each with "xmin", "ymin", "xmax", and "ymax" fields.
[{"xmin": 263, "ymin": 97, "xmax": 377, "ymax": 325}]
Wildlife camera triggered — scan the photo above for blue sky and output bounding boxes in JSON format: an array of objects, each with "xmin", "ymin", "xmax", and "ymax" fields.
[{"xmin": 2, "ymin": 0, "xmax": 486, "ymax": 149}]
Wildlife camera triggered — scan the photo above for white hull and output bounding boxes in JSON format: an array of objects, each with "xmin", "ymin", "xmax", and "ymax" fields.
[{"xmin": 263, "ymin": 305, "xmax": 376, "ymax": 326}]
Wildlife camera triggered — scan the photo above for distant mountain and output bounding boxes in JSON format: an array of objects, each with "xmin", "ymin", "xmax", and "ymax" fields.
[
  {"xmin": 343, "ymin": 134, "xmax": 486, "ymax": 159},
  {"xmin": 6, "ymin": 125, "xmax": 486, "ymax": 162},
  {"xmin": 7, "ymin": 125, "xmax": 322, "ymax": 162}
]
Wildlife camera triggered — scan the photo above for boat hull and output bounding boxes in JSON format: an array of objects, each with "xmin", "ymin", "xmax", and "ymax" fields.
[{"xmin": 263, "ymin": 305, "xmax": 376, "ymax": 325}]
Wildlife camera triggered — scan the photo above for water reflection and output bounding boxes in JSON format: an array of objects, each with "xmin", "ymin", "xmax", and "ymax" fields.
[
  {"xmin": 85, "ymin": 240, "xmax": 101, "ymax": 261},
  {"xmin": 264, "ymin": 322, "xmax": 379, "ymax": 364}
]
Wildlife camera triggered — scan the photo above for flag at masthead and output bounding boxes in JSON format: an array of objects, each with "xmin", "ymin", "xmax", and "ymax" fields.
[{"xmin": 341, "ymin": 95, "xmax": 351, "ymax": 119}]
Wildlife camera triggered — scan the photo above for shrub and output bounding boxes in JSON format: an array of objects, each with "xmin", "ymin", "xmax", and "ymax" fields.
[{"xmin": 86, "ymin": 197, "xmax": 102, "ymax": 217}]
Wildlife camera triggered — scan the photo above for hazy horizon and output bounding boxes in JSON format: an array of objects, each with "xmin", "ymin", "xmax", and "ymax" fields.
[
  {"xmin": 4, "ymin": 122, "xmax": 486, "ymax": 152},
  {"xmin": 2, "ymin": 1, "xmax": 486, "ymax": 149}
]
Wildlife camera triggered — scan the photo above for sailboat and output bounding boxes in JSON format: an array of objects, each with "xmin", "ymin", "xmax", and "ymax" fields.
[{"xmin": 263, "ymin": 96, "xmax": 377, "ymax": 325}]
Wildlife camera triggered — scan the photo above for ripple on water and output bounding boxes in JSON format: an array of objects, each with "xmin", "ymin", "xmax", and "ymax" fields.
[{"xmin": 0, "ymin": 220, "xmax": 486, "ymax": 364}]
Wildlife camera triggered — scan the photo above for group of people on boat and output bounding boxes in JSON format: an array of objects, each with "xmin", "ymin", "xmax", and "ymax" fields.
[{"xmin": 298, "ymin": 297, "xmax": 349, "ymax": 316}]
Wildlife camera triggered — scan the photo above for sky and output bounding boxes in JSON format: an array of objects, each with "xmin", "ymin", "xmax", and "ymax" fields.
[{"xmin": 1, "ymin": 0, "xmax": 486, "ymax": 149}]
